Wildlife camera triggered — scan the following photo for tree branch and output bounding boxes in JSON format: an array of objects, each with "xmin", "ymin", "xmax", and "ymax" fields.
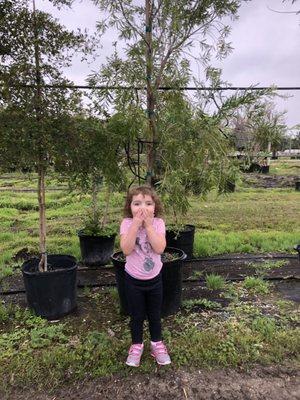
[{"xmin": 116, "ymin": 0, "xmax": 147, "ymax": 45}]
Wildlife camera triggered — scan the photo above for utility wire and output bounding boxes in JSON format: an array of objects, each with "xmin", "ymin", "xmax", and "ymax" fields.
[{"xmin": 5, "ymin": 84, "xmax": 300, "ymax": 91}]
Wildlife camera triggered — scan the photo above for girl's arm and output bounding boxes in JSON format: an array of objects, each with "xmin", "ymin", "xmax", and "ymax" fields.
[
  {"xmin": 145, "ymin": 225, "xmax": 166, "ymax": 254},
  {"xmin": 120, "ymin": 214, "xmax": 143, "ymax": 255},
  {"xmin": 143, "ymin": 210, "xmax": 166, "ymax": 254}
]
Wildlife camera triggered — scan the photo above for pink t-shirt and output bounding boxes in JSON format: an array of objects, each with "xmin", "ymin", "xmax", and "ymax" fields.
[{"xmin": 120, "ymin": 217, "xmax": 166, "ymax": 280}]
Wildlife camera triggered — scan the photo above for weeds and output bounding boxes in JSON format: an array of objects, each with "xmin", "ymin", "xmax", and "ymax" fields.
[
  {"xmin": 243, "ymin": 277, "xmax": 271, "ymax": 295},
  {"xmin": 205, "ymin": 274, "xmax": 226, "ymax": 291},
  {"xmin": 248, "ymin": 260, "xmax": 288, "ymax": 277},
  {"xmin": 187, "ymin": 270, "xmax": 203, "ymax": 280},
  {"xmin": 182, "ymin": 298, "xmax": 221, "ymax": 310},
  {"xmin": 0, "ymin": 293, "xmax": 299, "ymax": 393}
]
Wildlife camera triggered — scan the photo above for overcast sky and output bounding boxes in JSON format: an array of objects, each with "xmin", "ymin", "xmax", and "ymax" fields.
[{"xmin": 38, "ymin": 0, "xmax": 300, "ymax": 131}]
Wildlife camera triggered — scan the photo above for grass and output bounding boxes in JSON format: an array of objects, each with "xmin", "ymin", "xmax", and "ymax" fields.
[
  {"xmin": 242, "ymin": 277, "xmax": 271, "ymax": 295},
  {"xmin": 269, "ymin": 158, "xmax": 300, "ymax": 176},
  {"xmin": 193, "ymin": 230, "xmax": 300, "ymax": 257},
  {"xmin": 190, "ymin": 189, "xmax": 300, "ymax": 233},
  {"xmin": 0, "ymin": 172, "xmax": 299, "ymax": 393},
  {"xmin": 0, "ymin": 284, "xmax": 299, "ymax": 394},
  {"xmin": 182, "ymin": 298, "xmax": 221, "ymax": 310},
  {"xmin": 205, "ymin": 273, "xmax": 226, "ymax": 291},
  {"xmin": 248, "ymin": 260, "xmax": 288, "ymax": 277},
  {"xmin": 0, "ymin": 173, "xmax": 299, "ymax": 273}
]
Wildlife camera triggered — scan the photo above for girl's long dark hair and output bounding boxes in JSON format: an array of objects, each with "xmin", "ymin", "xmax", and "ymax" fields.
[{"xmin": 123, "ymin": 186, "xmax": 164, "ymax": 218}]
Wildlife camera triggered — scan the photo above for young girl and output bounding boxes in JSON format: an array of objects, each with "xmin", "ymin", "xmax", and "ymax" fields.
[{"xmin": 120, "ymin": 185, "xmax": 171, "ymax": 367}]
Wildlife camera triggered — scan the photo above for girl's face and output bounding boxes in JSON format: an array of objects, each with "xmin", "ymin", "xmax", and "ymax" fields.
[{"xmin": 130, "ymin": 193, "xmax": 155, "ymax": 217}]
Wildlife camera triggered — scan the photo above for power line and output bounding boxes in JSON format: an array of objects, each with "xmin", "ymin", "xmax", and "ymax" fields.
[{"xmin": 6, "ymin": 84, "xmax": 300, "ymax": 91}]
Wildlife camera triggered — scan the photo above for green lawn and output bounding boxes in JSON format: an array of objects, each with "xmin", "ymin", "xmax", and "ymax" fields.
[
  {"xmin": 269, "ymin": 158, "xmax": 300, "ymax": 176},
  {"xmin": 0, "ymin": 173, "xmax": 299, "ymax": 274}
]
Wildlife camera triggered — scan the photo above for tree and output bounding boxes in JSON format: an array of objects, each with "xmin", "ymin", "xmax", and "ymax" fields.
[
  {"xmin": 0, "ymin": 0, "xmax": 91, "ymax": 270},
  {"xmin": 60, "ymin": 114, "xmax": 127, "ymax": 234},
  {"xmin": 90, "ymin": 0, "xmax": 247, "ymax": 184},
  {"xmin": 231, "ymin": 101, "xmax": 287, "ymax": 161}
]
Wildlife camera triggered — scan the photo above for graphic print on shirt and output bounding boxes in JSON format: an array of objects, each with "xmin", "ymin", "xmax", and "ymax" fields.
[{"xmin": 136, "ymin": 237, "xmax": 155, "ymax": 272}]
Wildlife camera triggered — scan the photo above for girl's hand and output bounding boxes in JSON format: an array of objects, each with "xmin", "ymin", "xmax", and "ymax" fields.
[
  {"xmin": 143, "ymin": 209, "xmax": 154, "ymax": 228},
  {"xmin": 132, "ymin": 209, "xmax": 144, "ymax": 228}
]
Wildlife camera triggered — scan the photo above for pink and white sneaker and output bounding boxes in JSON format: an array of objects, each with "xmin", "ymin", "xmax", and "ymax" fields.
[
  {"xmin": 126, "ymin": 343, "xmax": 144, "ymax": 367},
  {"xmin": 150, "ymin": 341, "xmax": 171, "ymax": 365}
]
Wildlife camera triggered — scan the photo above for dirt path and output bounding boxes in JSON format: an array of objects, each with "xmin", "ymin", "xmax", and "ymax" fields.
[{"xmin": 6, "ymin": 363, "xmax": 300, "ymax": 400}]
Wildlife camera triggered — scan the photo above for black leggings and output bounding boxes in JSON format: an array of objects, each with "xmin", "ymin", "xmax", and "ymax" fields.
[{"xmin": 125, "ymin": 272, "xmax": 163, "ymax": 344}]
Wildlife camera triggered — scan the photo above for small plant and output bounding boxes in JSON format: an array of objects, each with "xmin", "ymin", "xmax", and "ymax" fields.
[
  {"xmin": 251, "ymin": 316, "xmax": 277, "ymax": 339},
  {"xmin": 249, "ymin": 260, "xmax": 288, "ymax": 278},
  {"xmin": 80, "ymin": 184, "xmax": 118, "ymax": 237},
  {"xmin": 81, "ymin": 212, "xmax": 118, "ymax": 237},
  {"xmin": 205, "ymin": 273, "xmax": 226, "ymax": 291},
  {"xmin": 243, "ymin": 276, "xmax": 271, "ymax": 295},
  {"xmin": 188, "ymin": 270, "xmax": 203, "ymax": 280},
  {"xmin": 30, "ymin": 324, "xmax": 68, "ymax": 349},
  {"xmin": 161, "ymin": 251, "xmax": 182, "ymax": 262},
  {"xmin": 107, "ymin": 287, "xmax": 119, "ymax": 302},
  {"xmin": 0, "ymin": 302, "xmax": 11, "ymax": 323},
  {"xmin": 222, "ymin": 282, "xmax": 246, "ymax": 301},
  {"xmin": 275, "ymin": 299, "xmax": 295, "ymax": 313},
  {"xmin": 182, "ymin": 298, "xmax": 221, "ymax": 310}
]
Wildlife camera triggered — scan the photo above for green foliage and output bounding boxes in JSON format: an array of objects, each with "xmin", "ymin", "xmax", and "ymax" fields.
[
  {"xmin": 0, "ymin": 285, "xmax": 300, "ymax": 392},
  {"xmin": 251, "ymin": 316, "xmax": 277, "ymax": 339},
  {"xmin": 188, "ymin": 270, "xmax": 203, "ymax": 280},
  {"xmin": 0, "ymin": 0, "xmax": 94, "ymax": 264},
  {"xmin": 30, "ymin": 324, "xmax": 68, "ymax": 349},
  {"xmin": 249, "ymin": 260, "xmax": 288, "ymax": 278},
  {"xmin": 0, "ymin": 1, "xmax": 90, "ymax": 171},
  {"xmin": 78, "ymin": 221, "xmax": 118, "ymax": 237},
  {"xmin": 243, "ymin": 277, "xmax": 271, "ymax": 295},
  {"xmin": 205, "ymin": 273, "xmax": 226, "ymax": 290},
  {"xmin": 193, "ymin": 230, "xmax": 300, "ymax": 257},
  {"xmin": 88, "ymin": 0, "xmax": 267, "ymax": 219},
  {"xmin": 231, "ymin": 100, "xmax": 287, "ymax": 158},
  {"xmin": 182, "ymin": 298, "xmax": 221, "ymax": 310}
]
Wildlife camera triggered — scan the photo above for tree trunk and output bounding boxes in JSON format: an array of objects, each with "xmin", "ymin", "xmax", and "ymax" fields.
[
  {"xmin": 102, "ymin": 185, "xmax": 111, "ymax": 228},
  {"xmin": 267, "ymin": 141, "xmax": 271, "ymax": 166},
  {"xmin": 92, "ymin": 179, "xmax": 99, "ymax": 227},
  {"xmin": 38, "ymin": 164, "xmax": 47, "ymax": 272},
  {"xmin": 33, "ymin": 0, "xmax": 47, "ymax": 271},
  {"xmin": 145, "ymin": 0, "xmax": 157, "ymax": 186}
]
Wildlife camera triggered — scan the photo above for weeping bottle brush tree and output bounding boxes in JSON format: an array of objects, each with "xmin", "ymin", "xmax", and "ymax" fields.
[
  {"xmin": 0, "ymin": 0, "xmax": 91, "ymax": 271},
  {"xmin": 90, "ymin": 0, "xmax": 249, "ymax": 184}
]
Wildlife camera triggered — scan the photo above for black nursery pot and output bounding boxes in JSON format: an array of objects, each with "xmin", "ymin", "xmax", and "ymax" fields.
[
  {"xmin": 161, "ymin": 247, "xmax": 186, "ymax": 317},
  {"xmin": 294, "ymin": 244, "xmax": 300, "ymax": 261},
  {"xmin": 295, "ymin": 181, "xmax": 300, "ymax": 191},
  {"xmin": 225, "ymin": 181, "xmax": 236, "ymax": 193},
  {"xmin": 260, "ymin": 165, "xmax": 270, "ymax": 174},
  {"xmin": 111, "ymin": 247, "xmax": 186, "ymax": 318},
  {"xmin": 166, "ymin": 225, "xmax": 195, "ymax": 259},
  {"xmin": 78, "ymin": 231, "xmax": 116, "ymax": 266},
  {"xmin": 22, "ymin": 255, "xmax": 77, "ymax": 320}
]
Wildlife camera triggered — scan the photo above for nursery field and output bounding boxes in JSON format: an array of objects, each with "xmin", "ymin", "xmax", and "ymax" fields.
[{"xmin": 0, "ymin": 165, "xmax": 299, "ymax": 399}]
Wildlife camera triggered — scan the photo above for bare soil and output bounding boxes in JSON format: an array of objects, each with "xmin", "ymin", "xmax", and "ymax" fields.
[
  {"xmin": 6, "ymin": 363, "xmax": 300, "ymax": 400},
  {"xmin": 242, "ymin": 173, "xmax": 299, "ymax": 189},
  {"xmin": 2, "ymin": 252, "xmax": 300, "ymax": 294}
]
